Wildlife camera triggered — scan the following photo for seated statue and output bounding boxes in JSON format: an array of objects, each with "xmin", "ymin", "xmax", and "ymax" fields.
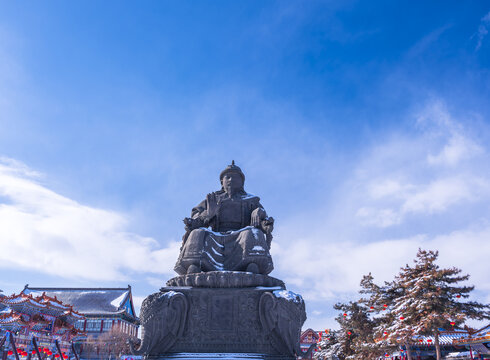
[{"xmin": 174, "ymin": 161, "xmax": 274, "ymax": 275}]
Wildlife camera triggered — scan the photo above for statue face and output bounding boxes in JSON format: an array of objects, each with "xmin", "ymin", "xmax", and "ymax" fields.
[{"xmin": 222, "ymin": 172, "xmax": 244, "ymax": 194}]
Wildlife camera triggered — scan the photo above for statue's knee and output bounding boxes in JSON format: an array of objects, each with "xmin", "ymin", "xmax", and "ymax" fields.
[{"xmin": 190, "ymin": 228, "xmax": 206, "ymax": 237}]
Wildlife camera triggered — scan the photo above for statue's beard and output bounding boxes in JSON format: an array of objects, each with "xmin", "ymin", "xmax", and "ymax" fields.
[{"xmin": 224, "ymin": 184, "xmax": 241, "ymax": 196}]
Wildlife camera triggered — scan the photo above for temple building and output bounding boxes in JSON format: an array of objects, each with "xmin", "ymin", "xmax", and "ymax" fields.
[
  {"xmin": 299, "ymin": 328, "xmax": 319, "ymax": 359},
  {"xmin": 22, "ymin": 285, "xmax": 139, "ymax": 339},
  {"xmin": 0, "ymin": 291, "xmax": 85, "ymax": 355},
  {"xmin": 453, "ymin": 323, "xmax": 490, "ymax": 358}
]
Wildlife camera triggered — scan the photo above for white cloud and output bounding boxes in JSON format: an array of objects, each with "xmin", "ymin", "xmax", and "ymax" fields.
[
  {"xmin": 354, "ymin": 101, "xmax": 489, "ymax": 228},
  {"xmin": 0, "ymin": 157, "xmax": 180, "ymax": 281},
  {"xmin": 474, "ymin": 11, "xmax": 490, "ymax": 50},
  {"xmin": 271, "ymin": 99, "xmax": 490, "ymax": 329}
]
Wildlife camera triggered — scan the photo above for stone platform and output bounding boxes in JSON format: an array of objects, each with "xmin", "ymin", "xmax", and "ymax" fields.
[
  {"xmin": 132, "ymin": 272, "xmax": 313, "ymax": 359},
  {"xmin": 152, "ymin": 353, "xmax": 292, "ymax": 359}
]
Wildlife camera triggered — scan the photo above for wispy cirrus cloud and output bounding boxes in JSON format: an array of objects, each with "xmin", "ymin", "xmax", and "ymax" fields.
[
  {"xmin": 0, "ymin": 157, "xmax": 180, "ymax": 282},
  {"xmin": 355, "ymin": 101, "xmax": 489, "ymax": 228},
  {"xmin": 474, "ymin": 11, "xmax": 490, "ymax": 50},
  {"xmin": 271, "ymin": 99, "xmax": 490, "ymax": 329}
]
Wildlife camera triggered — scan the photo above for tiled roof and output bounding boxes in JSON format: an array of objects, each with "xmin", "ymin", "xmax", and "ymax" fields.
[
  {"xmin": 0, "ymin": 311, "xmax": 28, "ymax": 326},
  {"xmin": 415, "ymin": 330, "xmax": 469, "ymax": 345},
  {"xmin": 454, "ymin": 323, "xmax": 490, "ymax": 344},
  {"xmin": 23, "ymin": 286, "xmax": 136, "ymax": 319}
]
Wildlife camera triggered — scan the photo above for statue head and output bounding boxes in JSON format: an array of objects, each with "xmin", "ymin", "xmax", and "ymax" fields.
[{"xmin": 220, "ymin": 161, "xmax": 245, "ymax": 194}]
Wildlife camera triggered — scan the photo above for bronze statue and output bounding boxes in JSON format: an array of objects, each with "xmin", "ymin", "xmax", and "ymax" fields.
[
  {"xmin": 174, "ymin": 161, "xmax": 274, "ymax": 275},
  {"xmin": 133, "ymin": 162, "xmax": 311, "ymax": 358}
]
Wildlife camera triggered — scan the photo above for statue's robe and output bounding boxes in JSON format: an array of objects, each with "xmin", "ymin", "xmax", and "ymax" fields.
[{"xmin": 174, "ymin": 190, "xmax": 274, "ymax": 275}]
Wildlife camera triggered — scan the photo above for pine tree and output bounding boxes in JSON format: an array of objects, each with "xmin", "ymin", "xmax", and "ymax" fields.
[
  {"xmin": 318, "ymin": 301, "xmax": 387, "ymax": 360},
  {"xmin": 361, "ymin": 248, "xmax": 490, "ymax": 360},
  {"xmin": 314, "ymin": 330, "xmax": 342, "ymax": 360}
]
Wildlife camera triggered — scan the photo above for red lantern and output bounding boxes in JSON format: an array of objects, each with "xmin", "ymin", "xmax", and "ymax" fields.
[
  {"xmin": 55, "ymin": 354, "xmax": 60, "ymax": 358},
  {"xmin": 48, "ymin": 351, "xmax": 53, "ymax": 356},
  {"xmin": 63, "ymin": 355, "xmax": 68, "ymax": 359},
  {"xmin": 456, "ymin": 295, "xmax": 461, "ymax": 298},
  {"xmin": 23, "ymin": 352, "xmax": 28, "ymax": 357},
  {"xmin": 17, "ymin": 349, "xmax": 22, "ymax": 353},
  {"xmin": 370, "ymin": 306, "xmax": 374, "ymax": 310},
  {"xmin": 427, "ymin": 339, "xmax": 432, "ymax": 343},
  {"xmin": 419, "ymin": 339, "xmax": 423, "ymax": 343},
  {"xmin": 450, "ymin": 321, "xmax": 456, "ymax": 326},
  {"xmin": 343, "ymin": 313, "xmax": 347, "ymax": 317},
  {"xmin": 383, "ymin": 331, "xmax": 388, "ymax": 335},
  {"xmin": 8, "ymin": 351, "xmax": 13, "ymax": 356},
  {"xmin": 383, "ymin": 304, "xmax": 388, "ymax": 307},
  {"xmin": 32, "ymin": 351, "xmax": 36, "ymax": 355},
  {"xmin": 347, "ymin": 331, "xmax": 352, "ymax": 335},
  {"xmin": 400, "ymin": 316, "xmax": 405, "ymax": 320}
]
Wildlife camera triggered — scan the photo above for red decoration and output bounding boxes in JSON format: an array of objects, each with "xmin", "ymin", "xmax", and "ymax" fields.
[
  {"xmin": 63, "ymin": 355, "xmax": 68, "ymax": 359},
  {"xmin": 17, "ymin": 349, "xmax": 22, "ymax": 353},
  {"xmin": 450, "ymin": 321, "xmax": 456, "ymax": 326},
  {"xmin": 399, "ymin": 316, "xmax": 405, "ymax": 320},
  {"xmin": 32, "ymin": 351, "xmax": 36, "ymax": 355},
  {"xmin": 8, "ymin": 351, "xmax": 13, "ymax": 356},
  {"xmin": 343, "ymin": 313, "xmax": 347, "ymax": 317},
  {"xmin": 419, "ymin": 339, "xmax": 423, "ymax": 343},
  {"xmin": 347, "ymin": 331, "xmax": 352, "ymax": 335},
  {"xmin": 370, "ymin": 306, "xmax": 374, "ymax": 310},
  {"xmin": 383, "ymin": 331, "xmax": 388, "ymax": 335},
  {"xmin": 383, "ymin": 304, "xmax": 388, "ymax": 307},
  {"xmin": 55, "ymin": 354, "xmax": 60, "ymax": 358},
  {"xmin": 456, "ymin": 295, "xmax": 461, "ymax": 298},
  {"xmin": 427, "ymin": 339, "xmax": 432, "ymax": 343}
]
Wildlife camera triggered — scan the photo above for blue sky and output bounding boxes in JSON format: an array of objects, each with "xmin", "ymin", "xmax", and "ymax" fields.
[{"xmin": 1, "ymin": 1, "xmax": 490, "ymax": 330}]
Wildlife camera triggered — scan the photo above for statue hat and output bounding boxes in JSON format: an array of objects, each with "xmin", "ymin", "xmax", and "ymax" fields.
[{"xmin": 220, "ymin": 160, "xmax": 245, "ymax": 182}]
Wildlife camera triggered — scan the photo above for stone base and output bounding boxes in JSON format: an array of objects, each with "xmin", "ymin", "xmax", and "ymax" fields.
[
  {"xmin": 134, "ymin": 273, "xmax": 312, "ymax": 358},
  {"xmin": 161, "ymin": 286, "xmax": 283, "ymax": 354},
  {"xmin": 150, "ymin": 353, "xmax": 294, "ymax": 359}
]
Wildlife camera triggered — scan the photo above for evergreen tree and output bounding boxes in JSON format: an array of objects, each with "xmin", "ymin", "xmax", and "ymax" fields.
[
  {"xmin": 361, "ymin": 249, "xmax": 490, "ymax": 360},
  {"xmin": 314, "ymin": 330, "xmax": 342, "ymax": 360},
  {"xmin": 314, "ymin": 301, "xmax": 387, "ymax": 360}
]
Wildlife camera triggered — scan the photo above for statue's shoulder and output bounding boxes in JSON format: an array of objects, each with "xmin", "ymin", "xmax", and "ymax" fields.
[
  {"xmin": 241, "ymin": 192, "xmax": 260, "ymax": 202},
  {"xmin": 205, "ymin": 190, "xmax": 225, "ymax": 201}
]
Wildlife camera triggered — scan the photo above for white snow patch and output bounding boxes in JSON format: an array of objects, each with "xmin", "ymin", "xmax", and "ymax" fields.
[
  {"xmin": 110, "ymin": 291, "xmax": 128, "ymax": 308},
  {"xmin": 159, "ymin": 291, "xmax": 179, "ymax": 299},
  {"xmin": 251, "ymin": 228, "xmax": 260, "ymax": 241},
  {"xmin": 251, "ymin": 245, "xmax": 264, "ymax": 251},
  {"xmin": 241, "ymin": 193, "xmax": 258, "ymax": 200},
  {"xmin": 255, "ymin": 286, "xmax": 283, "ymax": 290},
  {"xmin": 203, "ymin": 251, "xmax": 224, "ymax": 270},
  {"xmin": 273, "ymin": 289, "xmax": 303, "ymax": 304},
  {"xmin": 207, "ymin": 235, "xmax": 225, "ymax": 248}
]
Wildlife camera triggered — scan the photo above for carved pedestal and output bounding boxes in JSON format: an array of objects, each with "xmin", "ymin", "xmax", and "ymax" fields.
[{"xmin": 133, "ymin": 272, "xmax": 314, "ymax": 359}]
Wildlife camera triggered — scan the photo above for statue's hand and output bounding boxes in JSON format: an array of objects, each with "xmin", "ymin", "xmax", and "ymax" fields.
[
  {"xmin": 183, "ymin": 217, "xmax": 204, "ymax": 231},
  {"xmin": 261, "ymin": 217, "xmax": 274, "ymax": 234},
  {"xmin": 251, "ymin": 208, "xmax": 266, "ymax": 227}
]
